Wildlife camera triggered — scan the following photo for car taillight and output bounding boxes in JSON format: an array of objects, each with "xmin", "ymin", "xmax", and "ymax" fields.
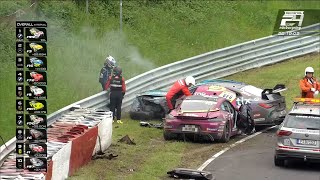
[
  {"xmin": 276, "ymin": 130, "xmax": 292, "ymax": 137},
  {"xmin": 258, "ymin": 103, "xmax": 273, "ymax": 109}
]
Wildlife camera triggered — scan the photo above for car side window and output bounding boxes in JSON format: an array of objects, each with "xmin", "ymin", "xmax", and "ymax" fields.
[
  {"xmin": 220, "ymin": 104, "xmax": 226, "ymax": 111},
  {"xmin": 226, "ymin": 102, "xmax": 235, "ymax": 117},
  {"xmin": 221, "ymin": 102, "xmax": 230, "ymax": 112},
  {"xmin": 227, "ymin": 102, "xmax": 234, "ymax": 113}
]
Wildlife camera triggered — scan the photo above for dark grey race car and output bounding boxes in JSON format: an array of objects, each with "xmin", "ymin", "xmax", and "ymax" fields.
[{"xmin": 129, "ymin": 79, "xmax": 287, "ymax": 125}]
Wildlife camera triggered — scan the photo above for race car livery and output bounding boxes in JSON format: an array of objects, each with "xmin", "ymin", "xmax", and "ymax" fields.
[{"xmin": 130, "ymin": 79, "xmax": 287, "ymax": 126}]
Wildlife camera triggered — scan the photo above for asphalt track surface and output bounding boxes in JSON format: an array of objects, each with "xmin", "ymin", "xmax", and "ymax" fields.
[{"xmin": 204, "ymin": 127, "xmax": 320, "ymax": 180}]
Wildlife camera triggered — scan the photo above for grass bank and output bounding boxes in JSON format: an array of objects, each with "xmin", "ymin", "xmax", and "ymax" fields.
[{"xmin": 0, "ymin": 0, "xmax": 319, "ymax": 145}]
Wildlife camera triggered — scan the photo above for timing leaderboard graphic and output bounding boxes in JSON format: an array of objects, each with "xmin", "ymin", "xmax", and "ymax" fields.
[{"xmin": 16, "ymin": 21, "xmax": 47, "ymax": 172}]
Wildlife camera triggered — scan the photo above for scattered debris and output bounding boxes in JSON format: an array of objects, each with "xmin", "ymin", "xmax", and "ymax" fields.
[
  {"xmin": 140, "ymin": 121, "xmax": 163, "ymax": 129},
  {"xmin": 167, "ymin": 168, "xmax": 215, "ymax": 180},
  {"xmin": 118, "ymin": 135, "xmax": 136, "ymax": 145},
  {"xmin": 92, "ymin": 153, "xmax": 118, "ymax": 160},
  {"xmin": 106, "ymin": 153, "xmax": 118, "ymax": 160}
]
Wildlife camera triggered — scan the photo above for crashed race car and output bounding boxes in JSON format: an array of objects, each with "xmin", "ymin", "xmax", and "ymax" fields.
[
  {"xmin": 164, "ymin": 95, "xmax": 241, "ymax": 142},
  {"xmin": 130, "ymin": 79, "xmax": 287, "ymax": 126}
]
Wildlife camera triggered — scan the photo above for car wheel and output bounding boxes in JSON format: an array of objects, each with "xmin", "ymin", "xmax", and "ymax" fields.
[
  {"xmin": 274, "ymin": 156, "xmax": 285, "ymax": 167},
  {"xmin": 219, "ymin": 122, "xmax": 230, "ymax": 143},
  {"xmin": 163, "ymin": 131, "xmax": 175, "ymax": 141}
]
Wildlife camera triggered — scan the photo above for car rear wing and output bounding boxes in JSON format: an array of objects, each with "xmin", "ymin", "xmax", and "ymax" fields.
[{"xmin": 261, "ymin": 84, "xmax": 287, "ymax": 100}]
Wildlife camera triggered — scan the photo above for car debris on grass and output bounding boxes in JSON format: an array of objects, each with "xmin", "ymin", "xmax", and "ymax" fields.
[{"xmin": 118, "ymin": 135, "xmax": 136, "ymax": 145}]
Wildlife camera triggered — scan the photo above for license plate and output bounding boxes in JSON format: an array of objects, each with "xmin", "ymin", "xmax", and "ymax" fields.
[
  {"xmin": 297, "ymin": 139, "xmax": 317, "ymax": 146},
  {"xmin": 182, "ymin": 125, "xmax": 198, "ymax": 132}
]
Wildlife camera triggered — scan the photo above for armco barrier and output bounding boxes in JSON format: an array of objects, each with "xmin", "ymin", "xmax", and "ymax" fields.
[{"xmin": 0, "ymin": 23, "xmax": 319, "ymax": 179}]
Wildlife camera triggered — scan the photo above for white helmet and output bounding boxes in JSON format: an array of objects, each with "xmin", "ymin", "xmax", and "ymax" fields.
[
  {"xmin": 305, "ymin": 67, "xmax": 314, "ymax": 75},
  {"xmin": 105, "ymin": 55, "xmax": 116, "ymax": 68},
  {"xmin": 185, "ymin": 76, "xmax": 195, "ymax": 86}
]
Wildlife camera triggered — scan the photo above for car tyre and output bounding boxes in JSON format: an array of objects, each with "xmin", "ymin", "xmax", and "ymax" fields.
[
  {"xmin": 274, "ymin": 155, "xmax": 285, "ymax": 167},
  {"xmin": 218, "ymin": 122, "xmax": 230, "ymax": 143}
]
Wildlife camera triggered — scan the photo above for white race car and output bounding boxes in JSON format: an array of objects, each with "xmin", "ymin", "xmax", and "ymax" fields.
[
  {"xmin": 30, "ymin": 86, "xmax": 44, "ymax": 96},
  {"xmin": 29, "ymin": 115, "xmax": 44, "ymax": 124}
]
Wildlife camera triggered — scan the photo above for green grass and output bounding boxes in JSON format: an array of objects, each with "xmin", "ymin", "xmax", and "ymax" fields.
[
  {"xmin": 68, "ymin": 119, "xmax": 186, "ymax": 180},
  {"xmin": 0, "ymin": 0, "xmax": 319, "ymax": 145}
]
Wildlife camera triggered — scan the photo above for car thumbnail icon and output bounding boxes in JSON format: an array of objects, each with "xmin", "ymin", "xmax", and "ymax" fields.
[
  {"xmin": 29, "ymin": 101, "xmax": 44, "ymax": 110},
  {"xmin": 30, "ymin": 72, "xmax": 44, "ymax": 82},
  {"xmin": 29, "ymin": 115, "xmax": 44, "ymax": 125},
  {"xmin": 30, "ymin": 86, "xmax": 45, "ymax": 96},
  {"xmin": 29, "ymin": 28, "xmax": 44, "ymax": 39},
  {"xmin": 29, "ymin": 144, "xmax": 45, "ymax": 153},
  {"xmin": 30, "ymin": 58, "xmax": 44, "ymax": 67},
  {"xmin": 29, "ymin": 129, "xmax": 44, "ymax": 140},
  {"xmin": 30, "ymin": 158, "xmax": 44, "ymax": 167},
  {"xmin": 29, "ymin": 43, "xmax": 43, "ymax": 52}
]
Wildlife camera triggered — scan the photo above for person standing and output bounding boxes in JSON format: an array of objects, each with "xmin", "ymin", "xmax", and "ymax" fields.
[
  {"xmin": 99, "ymin": 55, "xmax": 116, "ymax": 90},
  {"xmin": 299, "ymin": 67, "xmax": 320, "ymax": 98},
  {"xmin": 105, "ymin": 66, "xmax": 126, "ymax": 123}
]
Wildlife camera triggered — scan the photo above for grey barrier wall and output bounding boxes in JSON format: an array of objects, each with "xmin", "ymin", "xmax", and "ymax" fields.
[{"xmin": 1, "ymin": 23, "xmax": 319, "ymax": 166}]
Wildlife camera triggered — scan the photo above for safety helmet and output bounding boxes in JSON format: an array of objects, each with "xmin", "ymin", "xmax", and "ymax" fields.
[
  {"xmin": 305, "ymin": 67, "xmax": 314, "ymax": 75},
  {"xmin": 104, "ymin": 55, "xmax": 116, "ymax": 68},
  {"xmin": 185, "ymin": 76, "xmax": 195, "ymax": 86},
  {"xmin": 113, "ymin": 66, "xmax": 122, "ymax": 76}
]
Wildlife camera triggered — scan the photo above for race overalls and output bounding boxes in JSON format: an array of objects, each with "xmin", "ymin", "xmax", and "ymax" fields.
[
  {"xmin": 105, "ymin": 75, "xmax": 126, "ymax": 120},
  {"xmin": 99, "ymin": 66, "xmax": 112, "ymax": 90},
  {"xmin": 166, "ymin": 79, "xmax": 192, "ymax": 111},
  {"xmin": 299, "ymin": 77, "xmax": 320, "ymax": 98}
]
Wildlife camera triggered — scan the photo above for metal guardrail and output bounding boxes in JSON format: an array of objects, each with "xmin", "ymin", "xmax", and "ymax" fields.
[{"xmin": 1, "ymin": 23, "xmax": 319, "ymax": 166}]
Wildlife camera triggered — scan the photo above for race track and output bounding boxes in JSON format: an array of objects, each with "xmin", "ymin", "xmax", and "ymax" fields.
[{"xmin": 204, "ymin": 128, "xmax": 320, "ymax": 180}]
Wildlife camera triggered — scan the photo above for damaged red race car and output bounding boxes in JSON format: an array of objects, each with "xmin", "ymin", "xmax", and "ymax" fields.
[{"xmin": 164, "ymin": 95, "xmax": 239, "ymax": 142}]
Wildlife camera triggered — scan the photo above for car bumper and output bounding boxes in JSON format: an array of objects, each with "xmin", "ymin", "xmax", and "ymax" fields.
[
  {"xmin": 254, "ymin": 116, "xmax": 285, "ymax": 126},
  {"xmin": 164, "ymin": 129, "xmax": 224, "ymax": 140},
  {"xmin": 275, "ymin": 149, "xmax": 320, "ymax": 162},
  {"xmin": 254, "ymin": 109, "xmax": 286, "ymax": 125}
]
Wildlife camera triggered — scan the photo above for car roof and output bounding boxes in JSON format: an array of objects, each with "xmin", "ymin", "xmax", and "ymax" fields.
[
  {"xmin": 198, "ymin": 79, "xmax": 247, "ymax": 89},
  {"xmin": 197, "ymin": 80, "xmax": 263, "ymax": 98},
  {"xmin": 289, "ymin": 104, "xmax": 320, "ymax": 116}
]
